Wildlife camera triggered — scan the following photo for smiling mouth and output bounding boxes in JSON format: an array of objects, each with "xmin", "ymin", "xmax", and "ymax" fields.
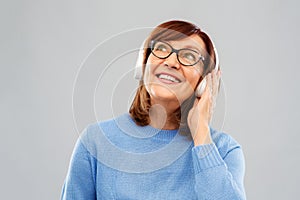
[{"xmin": 156, "ymin": 73, "xmax": 181, "ymax": 83}]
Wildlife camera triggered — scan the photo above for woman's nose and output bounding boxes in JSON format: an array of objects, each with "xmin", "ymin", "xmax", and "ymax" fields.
[{"xmin": 163, "ymin": 52, "xmax": 181, "ymax": 69}]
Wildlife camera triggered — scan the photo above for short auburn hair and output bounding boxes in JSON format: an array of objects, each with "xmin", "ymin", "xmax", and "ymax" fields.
[{"xmin": 129, "ymin": 20, "xmax": 218, "ymax": 132}]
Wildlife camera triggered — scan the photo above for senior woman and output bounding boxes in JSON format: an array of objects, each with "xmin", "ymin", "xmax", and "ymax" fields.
[{"xmin": 61, "ymin": 20, "xmax": 246, "ymax": 200}]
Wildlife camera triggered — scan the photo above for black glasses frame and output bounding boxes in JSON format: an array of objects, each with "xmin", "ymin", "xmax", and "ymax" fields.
[{"xmin": 150, "ymin": 40, "xmax": 205, "ymax": 66}]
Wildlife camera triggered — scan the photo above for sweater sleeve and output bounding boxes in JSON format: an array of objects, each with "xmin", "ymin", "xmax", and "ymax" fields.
[
  {"xmin": 60, "ymin": 134, "xmax": 96, "ymax": 200},
  {"xmin": 192, "ymin": 141, "xmax": 246, "ymax": 200}
]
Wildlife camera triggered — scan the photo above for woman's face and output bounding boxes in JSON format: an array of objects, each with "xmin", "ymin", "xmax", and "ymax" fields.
[{"xmin": 143, "ymin": 34, "xmax": 206, "ymax": 105}]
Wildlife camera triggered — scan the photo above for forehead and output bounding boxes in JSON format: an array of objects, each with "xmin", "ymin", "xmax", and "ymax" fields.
[{"xmin": 166, "ymin": 34, "xmax": 206, "ymax": 52}]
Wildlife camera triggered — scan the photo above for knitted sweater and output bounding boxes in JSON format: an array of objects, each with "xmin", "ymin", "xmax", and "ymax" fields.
[{"xmin": 61, "ymin": 113, "xmax": 246, "ymax": 200}]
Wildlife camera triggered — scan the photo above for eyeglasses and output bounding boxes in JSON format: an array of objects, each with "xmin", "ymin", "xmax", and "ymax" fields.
[{"xmin": 150, "ymin": 40, "xmax": 205, "ymax": 66}]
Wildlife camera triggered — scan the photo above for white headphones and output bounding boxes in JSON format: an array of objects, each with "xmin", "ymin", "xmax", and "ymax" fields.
[
  {"xmin": 134, "ymin": 33, "xmax": 219, "ymax": 97},
  {"xmin": 195, "ymin": 41, "xmax": 219, "ymax": 97},
  {"xmin": 133, "ymin": 40, "xmax": 146, "ymax": 81}
]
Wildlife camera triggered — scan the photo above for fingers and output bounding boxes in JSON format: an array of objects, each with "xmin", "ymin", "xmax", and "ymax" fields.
[
  {"xmin": 207, "ymin": 69, "xmax": 221, "ymax": 96},
  {"xmin": 212, "ymin": 69, "xmax": 221, "ymax": 96},
  {"xmin": 195, "ymin": 69, "xmax": 221, "ymax": 108},
  {"xmin": 192, "ymin": 97, "xmax": 199, "ymax": 107},
  {"xmin": 206, "ymin": 72, "xmax": 213, "ymax": 95}
]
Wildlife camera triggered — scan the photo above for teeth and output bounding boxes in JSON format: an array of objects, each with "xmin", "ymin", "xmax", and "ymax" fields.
[{"xmin": 158, "ymin": 74, "xmax": 180, "ymax": 83}]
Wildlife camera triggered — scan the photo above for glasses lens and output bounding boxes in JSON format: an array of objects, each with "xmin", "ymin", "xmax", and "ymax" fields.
[
  {"xmin": 151, "ymin": 41, "xmax": 172, "ymax": 58},
  {"xmin": 178, "ymin": 49, "xmax": 201, "ymax": 66}
]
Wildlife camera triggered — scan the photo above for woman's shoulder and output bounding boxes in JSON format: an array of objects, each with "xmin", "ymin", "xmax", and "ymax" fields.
[
  {"xmin": 79, "ymin": 113, "xmax": 139, "ymax": 148},
  {"xmin": 76, "ymin": 114, "xmax": 132, "ymax": 158},
  {"xmin": 82, "ymin": 113, "xmax": 130, "ymax": 135}
]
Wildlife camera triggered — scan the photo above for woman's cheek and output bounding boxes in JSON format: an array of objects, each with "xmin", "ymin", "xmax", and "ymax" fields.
[
  {"xmin": 183, "ymin": 73, "xmax": 199, "ymax": 91},
  {"xmin": 144, "ymin": 59, "xmax": 161, "ymax": 81}
]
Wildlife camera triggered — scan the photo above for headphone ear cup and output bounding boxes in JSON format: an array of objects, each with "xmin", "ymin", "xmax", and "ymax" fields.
[
  {"xmin": 195, "ymin": 78, "xmax": 206, "ymax": 97},
  {"xmin": 194, "ymin": 31, "xmax": 219, "ymax": 97},
  {"xmin": 134, "ymin": 65, "xmax": 143, "ymax": 80},
  {"xmin": 134, "ymin": 41, "xmax": 146, "ymax": 80}
]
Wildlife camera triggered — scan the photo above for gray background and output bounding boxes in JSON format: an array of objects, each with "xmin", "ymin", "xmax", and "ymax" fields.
[{"xmin": 1, "ymin": 0, "xmax": 299, "ymax": 199}]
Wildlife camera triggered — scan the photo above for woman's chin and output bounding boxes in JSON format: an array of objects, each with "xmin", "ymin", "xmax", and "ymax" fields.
[{"xmin": 148, "ymin": 85, "xmax": 192, "ymax": 103}]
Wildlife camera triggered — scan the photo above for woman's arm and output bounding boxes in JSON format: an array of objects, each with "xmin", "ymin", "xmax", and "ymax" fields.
[
  {"xmin": 192, "ymin": 139, "xmax": 246, "ymax": 200},
  {"xmin": 61, "ymin": 135, "xmax": 96, "ymax": 200},
  {"xmin": 188, "ymin": 70, "xmax": 246, "ymax": 198}
]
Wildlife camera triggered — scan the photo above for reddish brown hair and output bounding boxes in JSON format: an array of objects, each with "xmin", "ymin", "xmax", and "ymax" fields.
[{"xmin": 129, "ymin": 20, "xmax": 218, "ymax": 132}]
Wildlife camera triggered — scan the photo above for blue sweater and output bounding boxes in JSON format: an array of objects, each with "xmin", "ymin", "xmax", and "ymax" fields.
[{"xmin": 61, "ymin": 113, "xmax": 246, "ymax": 199}]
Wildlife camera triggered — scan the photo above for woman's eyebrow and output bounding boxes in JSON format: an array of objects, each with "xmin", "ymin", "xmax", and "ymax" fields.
[
  {"xmin": 166, "ymin": 40, "xmax": 203, "ymax": 53},
  {"xmin": 183, "ymin": 45, "xmax": 202, "ymax": 53}
]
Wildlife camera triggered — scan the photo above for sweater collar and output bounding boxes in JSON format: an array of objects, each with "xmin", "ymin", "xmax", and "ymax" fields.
[{"xmin": 115, "ymin": 113, "xmax": 181, "ymax": 141}]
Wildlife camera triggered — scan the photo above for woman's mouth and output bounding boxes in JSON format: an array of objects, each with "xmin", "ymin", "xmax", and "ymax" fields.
[{"xmin": 155, "ymin": 73, "xmax": 182, "ymax": 84}]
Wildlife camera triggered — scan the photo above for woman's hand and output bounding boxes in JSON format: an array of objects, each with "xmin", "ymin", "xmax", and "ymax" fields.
[{"xmin": 187, "ymin": 69, "xmax": 221, "ymax": 146}]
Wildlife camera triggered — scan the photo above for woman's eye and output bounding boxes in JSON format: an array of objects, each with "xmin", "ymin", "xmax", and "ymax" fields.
[
  {"xmin": 183, "ymin": 53, "xmax": 196, "ymax": 61},
  {"xmin": 155, "ymin": 44, "xmax": 167, "ymax": 52}
]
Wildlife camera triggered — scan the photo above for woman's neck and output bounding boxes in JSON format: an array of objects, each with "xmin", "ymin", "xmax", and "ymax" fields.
[{"xmin": 148, "ymin": 102, "xmax": 179, "ymax": 130}]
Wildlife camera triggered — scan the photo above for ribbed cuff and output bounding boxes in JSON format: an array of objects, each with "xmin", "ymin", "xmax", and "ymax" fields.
[{"xmin": 192, "ymin": 143, "xmax": 225, "ymax": 173}]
